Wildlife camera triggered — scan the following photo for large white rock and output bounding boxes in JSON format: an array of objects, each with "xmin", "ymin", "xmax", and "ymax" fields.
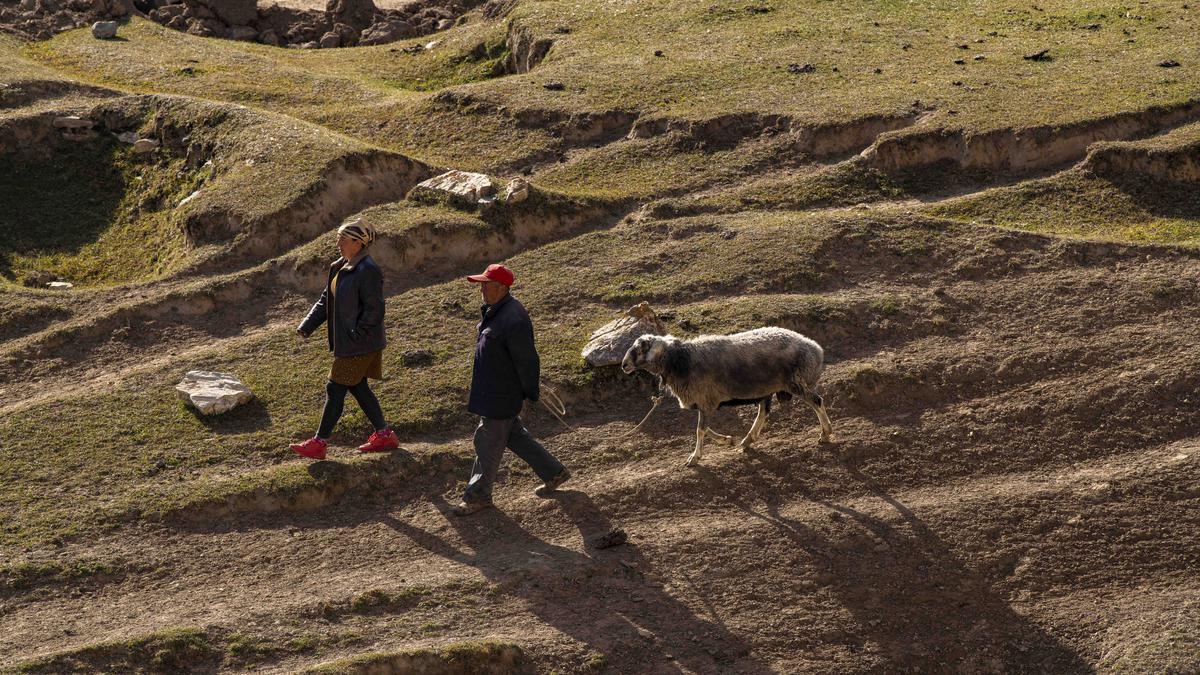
[
  {"xmin": 91, "ymin": 21, "xmax": 118, "ymax": 39},
  {"xmin": 582, "ymin": 302, "xmax": 667, "ymax": 367},
  {"xmin": 410, "ymin": 170, "xmax": 496, "ymax": 205},
  {"xmin": 175, "ymin": 371, "xmax": 254, "ymax": 415}
]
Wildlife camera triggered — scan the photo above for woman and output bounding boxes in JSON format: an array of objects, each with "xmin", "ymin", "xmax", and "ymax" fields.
[{"xmin": 290, "ymin": 218, "xmax": 400, "ymax": 460}]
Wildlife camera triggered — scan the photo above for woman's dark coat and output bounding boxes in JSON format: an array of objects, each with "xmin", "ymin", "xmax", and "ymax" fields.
[{"xmin": 298, "ymin": 255, "xmax": 386, "ymax": 357}]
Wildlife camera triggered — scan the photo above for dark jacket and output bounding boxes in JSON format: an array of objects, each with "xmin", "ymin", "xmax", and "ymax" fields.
[
  {"xmin": 298, "ymin": 254, "xmax": 386, "ymax": 357},
  {"xmin": 469, "ymin": 293, "xmax": 540, "ymax": 419}
]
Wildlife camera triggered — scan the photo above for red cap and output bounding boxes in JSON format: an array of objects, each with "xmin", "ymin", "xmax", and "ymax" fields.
[{"xmin": 466, "ymin": 263, "xmax": 514, "ymax": 286}]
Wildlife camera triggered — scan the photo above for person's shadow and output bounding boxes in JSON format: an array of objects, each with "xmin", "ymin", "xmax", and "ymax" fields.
[{"xmin": 381, "ymin": 492, "xmax": 768, "ymax": 673}]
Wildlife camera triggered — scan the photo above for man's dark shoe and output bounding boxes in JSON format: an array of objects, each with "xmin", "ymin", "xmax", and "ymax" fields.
[
  {"xmin": 451, "ymin": 499, "xmax": 493, "ymax": 517},
  {"xmin": 534, "ymin": 468, "xmax": 571, "ymax": 497}
]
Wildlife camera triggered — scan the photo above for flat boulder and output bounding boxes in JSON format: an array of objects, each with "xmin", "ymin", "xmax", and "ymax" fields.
[
  {"xmin": 91, "ymin": 20, "xmax": 118, "ymax": 39},
  {"xmin": 582, "ymin": 302, "xmax": 666, "ymax": 367},
  {"xmin": 176, "ymin": 370, "xmax": 254, "ymax": 415},
  {"xmin": 409, "ymin": 170, "xmax": 497, "ymax": 206}
]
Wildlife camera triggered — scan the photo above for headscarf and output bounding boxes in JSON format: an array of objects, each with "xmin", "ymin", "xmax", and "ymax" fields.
[{"xmin": 337, "ymin": 218, "xmax": 376, "ymax": 248}]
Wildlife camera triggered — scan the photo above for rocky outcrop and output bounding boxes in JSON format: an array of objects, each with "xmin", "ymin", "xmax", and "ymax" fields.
[
  {"xmin": 409, "ymin": 170, "xmax": 498, "ymax": 206},
  {"xmin": 582, "ymin": 302, "xmax": 667, "ymax": 367}
]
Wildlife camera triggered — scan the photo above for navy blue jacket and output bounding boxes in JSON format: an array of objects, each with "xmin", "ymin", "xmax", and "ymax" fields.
[
  {"xmin": 297, "ymin": 254, "xmax": 387, "ymax": 357},
  {"xmin": 469, "ymin": 294, "xmax": 540, "ymax": 419}
]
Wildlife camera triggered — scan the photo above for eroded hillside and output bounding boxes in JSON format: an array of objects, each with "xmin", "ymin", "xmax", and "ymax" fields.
[{"xmin": 1, "ymin": 1, "xmax": 1198, "ymax": 672}]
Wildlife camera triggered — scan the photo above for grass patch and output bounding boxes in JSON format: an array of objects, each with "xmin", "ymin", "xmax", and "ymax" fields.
[
  {"xmin": 13, "ymin": 627, "xmax": 217, "ymax": 674},
  {"xmin": 931, "ymin": 170, "xmax": 1200, "ymax": 245},
  {"xmin": 300, "ymin": 641, "xmax": 527, "ymax": 675}
]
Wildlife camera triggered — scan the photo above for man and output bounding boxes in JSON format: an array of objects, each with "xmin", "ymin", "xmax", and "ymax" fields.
[{"xmin": 454, "ymin": 263, "xmax": 571, "ymax": 516}]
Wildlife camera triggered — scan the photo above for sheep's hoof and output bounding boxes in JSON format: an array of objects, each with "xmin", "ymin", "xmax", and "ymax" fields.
[
  {"xmin": 818, "ymin": 433, "xmax": 832, "ymax": 444},
  {"xmin": 725, "ymin": 437, "xmax": 737, "ymax": 447},
  {"xmin": 685, "ymin": 456, "xmax": 699, "ymax": 467},
  {"xmin": 735, "ymin": 443, "xmax": 749, "ymax": 453}
]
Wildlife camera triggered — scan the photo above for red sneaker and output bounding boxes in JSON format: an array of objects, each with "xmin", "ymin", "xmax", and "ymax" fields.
[
  {"xmin": 289, "ymin": 436, "xmax": 328, "ymax": 460},
  {"xmin": 357, "ymin": 428, "xmax": 400, "ymax": 453}
]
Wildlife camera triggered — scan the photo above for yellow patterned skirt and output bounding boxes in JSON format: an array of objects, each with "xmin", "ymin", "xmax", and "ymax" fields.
[{"xmin": 329, "ymin": 350, "xmax": 383, "ymax": 386}]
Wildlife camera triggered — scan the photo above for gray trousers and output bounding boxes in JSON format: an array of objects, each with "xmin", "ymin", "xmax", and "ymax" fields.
[{"xmin": 463, "ymin": 416, "xmax": 564, "ymax": 503}]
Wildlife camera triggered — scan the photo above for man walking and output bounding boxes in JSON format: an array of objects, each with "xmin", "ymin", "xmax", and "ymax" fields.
[{"xmin": 453, "ymin": 263, "xmax": 571, "ymax": 516}]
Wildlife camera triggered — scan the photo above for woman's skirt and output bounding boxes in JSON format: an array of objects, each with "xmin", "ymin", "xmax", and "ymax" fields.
[{"xmin": 329, "ymin": 350, "xmax": 383, "ymax": 386}]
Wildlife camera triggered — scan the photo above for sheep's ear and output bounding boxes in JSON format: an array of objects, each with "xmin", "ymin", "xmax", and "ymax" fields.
[{"xmin": 646, "ymin": 340, "xmax": 666, "ymax": 363}]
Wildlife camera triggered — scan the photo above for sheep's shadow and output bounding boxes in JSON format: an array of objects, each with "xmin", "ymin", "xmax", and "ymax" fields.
[
  {"xmin": 380, "ymin": 492, "xmax": 766, "ymax": 673},
  {"xmin": 691, "ymin": 450, "xmax": 1091, "ymax": 672}
]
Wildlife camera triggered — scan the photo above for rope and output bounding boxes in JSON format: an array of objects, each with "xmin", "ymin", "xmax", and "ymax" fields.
[
  {"xmin": 538, "ymin": 382, "xmax": 575, "ymax": 431},
  {"xmin": 618, "ymin": 375, "xmax": 668, "ymax": 439}
]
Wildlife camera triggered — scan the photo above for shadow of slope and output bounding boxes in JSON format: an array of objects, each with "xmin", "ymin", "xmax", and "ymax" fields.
[{"xmin": 381, "ymin": 493, "xmax": 769, "ymax": 673}]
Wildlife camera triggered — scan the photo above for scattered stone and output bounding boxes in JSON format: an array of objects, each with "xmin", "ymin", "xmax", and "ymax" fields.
[
  {"xmin": 582, "ymin": 302, "xmax": 666, "ymax": 367},
  {"xmin": 654, "ymin": 49, "xmax": 664, "ymax": 57},
  {"xmin": 587, "ymin": 528, "xmax": 628, "ymax": 549},
  {"xmin": 501, "ymin": 177, "xmax": 530, "ymax": 204},
  {"xmin": 401, "ymin": 349, "xmax": 435, "ymax": 368},
  {"xmin": 175, "ymin": 370, "xmax": 255, "ymax": 415},
  {"xmin": 787, "ymin": 62, "xmax": 815, "ymax": 74},
  {"xmin": 227, "ymin": 24, "xmax": 257, "ymax": 40},
  {"xmin": 47, "ymin": 281, "xmax": 74, "ymax": 290},
  {"xmin": 319, "ymin": 31, "xmax": 341, "ymax": 48},
  {"xmin": 91, "ymin": 20, "xmax": 118, "ymax": 39},
  {"xmin": 410, "ymin": 169, "xmax": 497, "ymax": 206},
  {"xmin": 132, "ymin": 138, "xmax": 159, "ymax": 154},
  {"xmin": 178, "ymin": 190, "xmax": 202, "ymax": 208},
  {"xmin": 954, "ymin": 58, "xmax": 965, "ymax": 65},
  {"xmin": 53, "ymin": 116, "xmax": 93, "ymax": 130},
  {"xmin": 21, "ymin": 270, "xmax": 57, "ymax": 288},
  {"xmin": 974, "ymin": 54, "xmax": 986, "ymax": 61},
  {"xmin": 1158, "ymin": 59, "xmax": 1181, "ymax": 67},
  {"xmin": 873, "ymin": 67, "xmax": 883, "ymax": 73},
  {"xmin": 543, "ymin": 81, "xmax": 565, "ymax": 91},
  {"xmin": 115, "ymin": 130, "xmax": 138, "ymax": 143},
  {"xmin": 1023, "ymin": 48, "xmax": 1051, "ymax": 61}
]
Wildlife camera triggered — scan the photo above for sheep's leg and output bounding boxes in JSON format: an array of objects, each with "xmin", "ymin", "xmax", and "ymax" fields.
[
  {"xmin": 687, "ymin": 409, "xmax": 708, "ymax": 467},
  {"xmin": 736, "ymin": 399, "xmax": 770, "ymax": 452},
  {"xmin": 806, "ymin": 392, "xmax": 833, "ymax": 442},
  {"xmin": 705, "ymin": 427, "xmax": 736, "ymax": 446}
]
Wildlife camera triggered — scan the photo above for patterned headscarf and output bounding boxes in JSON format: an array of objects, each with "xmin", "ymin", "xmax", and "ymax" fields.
[{"xmin": 337, "ymin": 218, "xmax": 376, "ymax": 248}]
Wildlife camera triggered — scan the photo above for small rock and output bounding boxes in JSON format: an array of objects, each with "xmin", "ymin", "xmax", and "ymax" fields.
[
  {"xmin": 116, "ymin": 131, "xmax": 138, "ymax": 143},
  {"xmin": 21, "ymin": 270, "xmax": 57, "ymax": 287},
  {"xmin": 258, "ymin": 29, "xmax": 281, "ymax": 46},
  {"xmin": 787, "ymin": 62, "xmax": 815, "ymax": 74},
  {"xmin": 543, "ymin": 81, "xmax": 565, "ymax": 91},
  {"xmin": 178, "ymin": 190, "xmax": 202, "ymax": 208},
  {"xmin": 319, "ymin": 31, "xmax": 341, "ymax": 48},
  {"xmin": 132, "ymin": 138, "xmax": 159, "ymax": 154},
  {"xmin": 1023, "ymin": 48, "xmax": 1051, "ymax": 61},
  {"xmin": 46, "ymin": 281, "xmax": 74, "ymax": 290},
  {"xmin": 873, "ymin": 67, "xmax": 883, "ymax": 73},
  {"xmin": 91, "ymin": 20, "xmax": 118, "ymax": 39},
  {"xmin": 53, "ymin": 116, "xmax": 93, "ymax": 130},
  {"xmin": 973, "ymin": 54, "xmax": 986, "ymax": 61},
  {"xmin": 175, "ymin": 370, "xmax": 254, "ymax": 415},
  {"xmin": 1158, "ymin": 59, "xmax": 1181, "ymax": 67},
  {"xmin": 654, "ymin": 49, "xmax": 664, "ymax": 57},
  {"xmin": 588, "ymin": 528, "xmax": 628, "ymax": 549},
  {"xmin": 954, "ymin": 58, "xmax": 965, "ymax": 65},
  {"xmin": 436, "ymin": 18, "xmax": 453, "ymax": 30},
  {"xmin": 227, "ymin": 25, "xmax": 257, "ymax": 41},
  {"xmin": 501, "ymin": 177, "xmax": 530, "ymax": 204}
]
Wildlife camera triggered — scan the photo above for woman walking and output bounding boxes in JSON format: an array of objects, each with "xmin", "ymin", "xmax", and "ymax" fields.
[{"xmin": 290, "ymin": 219, "xmax": 400, "ymax": 460}]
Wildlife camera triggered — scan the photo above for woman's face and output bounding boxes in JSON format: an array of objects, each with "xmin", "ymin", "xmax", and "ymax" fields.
[{"xmin": 337, "ymin": 232, "xmax": 363, "ymax": 260}]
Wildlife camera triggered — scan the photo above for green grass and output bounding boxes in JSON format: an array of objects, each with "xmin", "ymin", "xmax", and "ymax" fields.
[
  {"xmin": 12, "ymin": 627, "xmax": 217, "ymax": 674},
  {"xmin": 14, "ymin": 2, "xmax": 1200, "ymax": 199},
  {"xmin": 930, "ymin": 170, "xmax": 1200, "ymax": 245}
]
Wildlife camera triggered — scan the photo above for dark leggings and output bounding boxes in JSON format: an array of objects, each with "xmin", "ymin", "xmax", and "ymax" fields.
[{"xmin": 318, "ymin": 378, "xmax": 386, "ymax": 439}]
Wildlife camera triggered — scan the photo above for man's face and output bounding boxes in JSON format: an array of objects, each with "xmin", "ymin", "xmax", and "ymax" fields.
[{"xmin": 480, "ymin": 280, "xmax": 508, "ymax": 305}]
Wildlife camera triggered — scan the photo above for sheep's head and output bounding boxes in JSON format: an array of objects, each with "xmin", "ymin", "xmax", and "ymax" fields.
[{"xmin": 622, "ymin": 335, "xmax": 667, "ymax": 375}]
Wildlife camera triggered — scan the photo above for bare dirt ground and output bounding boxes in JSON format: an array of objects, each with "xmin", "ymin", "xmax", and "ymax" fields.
[{"xmin": 3, "ymin": 214, "xmax": 1198, "ymax": 672}]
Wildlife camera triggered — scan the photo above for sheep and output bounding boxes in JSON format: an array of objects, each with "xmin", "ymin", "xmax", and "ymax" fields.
[{"xmin": 621, "ymin": 327, "xmax": 832, "ymax": 466}]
